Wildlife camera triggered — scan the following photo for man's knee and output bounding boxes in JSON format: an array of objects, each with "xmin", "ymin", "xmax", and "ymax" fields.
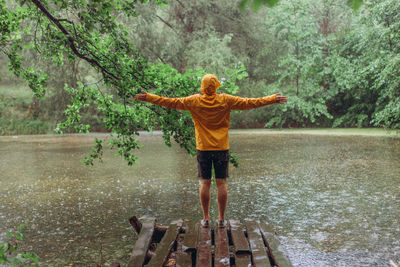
[
  {"xmin": 215, "ymin": 178, "xmax": 227, "ymax": 187},
  {"xmin": 201, "ymin": 178, "xmax": 212, "ymax": 187}
]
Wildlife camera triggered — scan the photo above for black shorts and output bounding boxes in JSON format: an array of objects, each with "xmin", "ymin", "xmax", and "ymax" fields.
[{"xmin": 197, "ymin": 150, "xmax": 229, "ymax": 179}]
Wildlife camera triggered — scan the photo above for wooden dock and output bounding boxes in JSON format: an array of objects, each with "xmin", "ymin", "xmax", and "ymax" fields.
[{"xmin": 113, "ymin": 216, "xmax": 293, "ymax": 267}]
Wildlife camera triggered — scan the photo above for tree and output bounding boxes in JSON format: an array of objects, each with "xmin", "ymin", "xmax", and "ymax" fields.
[
  {"xmin": 327, "ymin": 0, "xmax": 400, "ymax": 128},
  {"xmin": 259, "ymin": 0, "xmax": 337, "ymax": 128},
  {"xmin": 0, "ymin": 0, "xmax": 244, "ymax": 166}
]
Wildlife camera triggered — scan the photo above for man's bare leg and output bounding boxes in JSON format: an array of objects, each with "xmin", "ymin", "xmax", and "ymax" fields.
[
  {"xmin": 216, "ymin": 178, "xmax": 227, "ymax": 221},
  {"xmin": 200, "ymin": 178, "xmax": 211, "ymax": 221}
]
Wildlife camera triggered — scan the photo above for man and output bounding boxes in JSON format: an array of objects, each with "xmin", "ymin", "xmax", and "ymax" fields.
[{"xmin": 134, "ymin": 74, "xmax": 287, "ymax": 227}]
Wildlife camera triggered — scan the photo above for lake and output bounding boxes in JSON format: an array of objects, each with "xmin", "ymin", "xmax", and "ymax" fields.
[{"xmin": 0, "ymin": 130, "xmax": 399, "ymax": 266}]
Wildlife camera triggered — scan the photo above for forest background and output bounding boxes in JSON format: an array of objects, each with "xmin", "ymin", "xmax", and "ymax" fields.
[{"xmin": 0, "ymin": 0, "xmax": 399, "ymax": 163}]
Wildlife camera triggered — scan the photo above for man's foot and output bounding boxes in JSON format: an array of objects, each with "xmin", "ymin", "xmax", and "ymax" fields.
[
  {"xmin": 218, "ymin": 220, "xmax": 227, "ymax": 228},
  {"xmin": 201, "ymin": 219, "xmax": 210, "ymax": 228}
]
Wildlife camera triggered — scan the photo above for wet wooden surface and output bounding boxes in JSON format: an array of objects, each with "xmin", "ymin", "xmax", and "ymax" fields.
[
  {"xmin": 128, "ymin": 217, "xmax": 156, "ymax": 267},
  {"xmin": 234, "ymin": 253, "xmax": 252, "ymax": 267},
  {"xmin": 147, "ymin": 220, "xmax": 183, "ymax": 267},
  {"xmin": 245, "ymin": 220, "xmax": 272, "ymax": 267},
  {"xmin": 125, "ymin": 217, "xmax": 292, "ymax": 267},
  {"xmin": 175, "ymin": 252, "xmax": 192, "ymax": 267},
  {"xmin": 196, "ymin": 224, "xmax": 212, "ymax": 267},
  {"xmin": 229, "ymin": 219, "xmax": 252, "ymax": 267},
  {"xmin": 259, "ymin": 222, "xmax": 293, "ymax": 267},
  {"xmin": 214, "ymin": 222, "xmax": 230, "ymax": 267},
  {"xmin": 229, "ymin": 220, "xmax": 251, "ymax": 254},
  {"xmin": 181, "ymin": 221, "xmax": 198, "ymax": 252}
]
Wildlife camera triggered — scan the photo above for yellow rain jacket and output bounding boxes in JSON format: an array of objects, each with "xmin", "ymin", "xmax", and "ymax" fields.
[{"xmin": 145, "ymin": 74, "xmax": 277, "ymax": 151}]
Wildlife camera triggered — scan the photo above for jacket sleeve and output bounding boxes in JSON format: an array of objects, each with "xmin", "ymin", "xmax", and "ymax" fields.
[
  {"xmin": 145, "ymin": 93, "xmax": 194, "ymax": 110},
  {"xmin": 226, "ymin": 94, "xmax": 277, "ymax": 110}
]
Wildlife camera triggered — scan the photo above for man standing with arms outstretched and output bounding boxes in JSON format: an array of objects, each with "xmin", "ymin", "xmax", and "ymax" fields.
[{"xmin": 134, "ymin": 74, "xmax": 287, "ymax": 227}]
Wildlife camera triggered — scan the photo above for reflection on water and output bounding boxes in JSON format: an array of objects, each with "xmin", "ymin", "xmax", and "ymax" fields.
[{"xmin": 0, "ymin": 132, "xmax": 399, "ymax": 266}]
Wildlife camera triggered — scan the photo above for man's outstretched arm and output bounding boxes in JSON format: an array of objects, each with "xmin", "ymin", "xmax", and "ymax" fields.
[
  {"xmin": 228, "ymin": 93, "xmax": 287, "ymax": 110},
  {"xmin": 134, "ymin": 90, "xmax": 193, "ymax": 110}
]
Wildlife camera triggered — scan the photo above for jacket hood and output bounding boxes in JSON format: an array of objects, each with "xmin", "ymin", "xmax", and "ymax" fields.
[{"xmin": 200, "ymin": 74, "xmax": 221, "ymax": 96}]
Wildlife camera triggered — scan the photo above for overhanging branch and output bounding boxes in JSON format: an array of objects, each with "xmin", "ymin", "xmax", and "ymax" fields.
[{"xmin": 30, "ymin": 0, "xmax": 119, "ymax": 81}]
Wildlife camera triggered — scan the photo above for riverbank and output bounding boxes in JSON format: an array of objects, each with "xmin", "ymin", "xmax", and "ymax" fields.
[
  {"xmin": 231, "ymin": 128, "xmax": 400, "ymax": 137},
  {"xmin": 1, "ymin": 128, "xmax": 399, "ymax": 140}
]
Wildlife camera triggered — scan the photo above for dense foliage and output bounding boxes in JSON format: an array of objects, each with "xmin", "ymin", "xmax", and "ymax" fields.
[
  {"xmin": 0, "ymin": 0, "xmax": 245, "ymax": 166},
  {"xmin": 124, "ymin": 0, "xmax": 399, "ymax": 129},
  {"xmin": 328, "ymin": 0, "xmax": 400, "ymax": 129},
  {"xmin": 0, "ymin": 224, "xmax": 39, "ymax": 266},
  {"xmin": 0, "ymin": 0, "xmax": 399, "ymax": 165}
]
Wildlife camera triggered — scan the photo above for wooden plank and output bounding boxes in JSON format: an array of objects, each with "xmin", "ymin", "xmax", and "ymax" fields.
[
  {"xmin": 182, "ymin": 221, "xmax": 198, "ymax": 252},
  {"xmin": 176, "ymin": 225, "xmax": 194, "ymax": 267},
  {"xmin": 176, "ymin": 252, "xmax": 193, "ymax": 267},
  {"xmin": 229, "ymin": 220, "xmax": 250, "ymax": 253},
  {"xmin": 146, "ymin": 219, "xmax": 183, "ymax": 267},
  {"xmin": 229, "ymin": 220, "xmax": 251, "ymax": 267},
  {"xmin": 214, "ymin": 222, "xmax": 230, "ymax": 267},
  {"xmin": 259, "ymin": 222, "xmax": 293, "ymax": 267},
  {"xmin": 129, "ymin": 216, "xmax": 143, "ymax": 234},
  {"xmin": 195, "ymin": 223, "xmax": 212, "ymax": 267},
  {"xmin": 128, "ymin": 217, "xmax": 156, "ymax": 267},
  {"xmin": 245, "ymin": 221, "xmax": 272, "ymax": 267},
  {"xmin": 234, "ymin": 254, "xmax": 252, "ymax": 267}
]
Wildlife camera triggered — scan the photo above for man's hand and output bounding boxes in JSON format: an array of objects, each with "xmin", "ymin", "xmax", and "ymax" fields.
[
  {"xmin": 274, "ymin": 93, "xmax": 287, "ymax": 104},
  {"xmin": 134, "ymin": 90, "xmax": 148, "ymax": 102}
]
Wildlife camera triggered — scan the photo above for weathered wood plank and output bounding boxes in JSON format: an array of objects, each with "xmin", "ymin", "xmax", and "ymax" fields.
[
  {"xmin": 229, "ymin": 220, "xmax": 251, "ymax": 267},
  {"xmin": 128, "ymin": 217, "xmax": 156, "ymax": 267},
  {"xmin": 195, "ymin": 223, "xmax": 212, "ymax": 267},
  {"xmin": 182, "ymin": 221, "xmax": 198, "ymax": 252},
  {"xmin": 245, "ymin": 220, "xmax": 272, "ymax": 267},
  {"xmin": 234, "ymin": 253, "xmax": 252, "ymax": 267},
  {"xmin": 176, "ymin": 252, "xmax": 193, "ymax": 267},
  {"xmin": 229, "ymin": 220, "xmax": 250, "ymax": 253},
  {"xmin": 214, "ymin": 222, "xmax": 230, "ymax": 267},
  {"xmin": 259, "ymin": 222, "xmax": 293, "ymax": 267},
  {"xmin": 129, "ymin": 216, "xmax": 168, "ymax": 242},
  {"xmin": 146, "ymin": 219, "xmax": 183, "ymax": 267},
  {"xmin": 176, "ymin": 225, "xmax": 194, "ymax": 267},
  {"xmin": 129, "ymin": 216, "xmax": 142, "ymax": 234}
]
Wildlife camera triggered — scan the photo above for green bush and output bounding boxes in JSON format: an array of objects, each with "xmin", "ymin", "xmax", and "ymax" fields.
[
  {"xmin": 0, "ymin": 224, "xmax": 39, "ymax": 266},
  {"xmin": 0, "ymin": 95, "xmax": 50, "ymax": 135},
  {"xmin": 264, "ymin": 92, "xmax": 332, "ymax": 128}
]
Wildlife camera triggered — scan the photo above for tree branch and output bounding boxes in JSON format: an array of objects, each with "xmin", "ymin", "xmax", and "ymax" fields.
[
  {"xmin": 156, "ymin": 14, "xmax": 177, "ymax": 33},
  {"xmin": 29, "ymin": 0, "xmax": 160, "ymax": 94},
  {"xmin": 30, "ymin": 0, "xmax": 119, "ymax": 81}
]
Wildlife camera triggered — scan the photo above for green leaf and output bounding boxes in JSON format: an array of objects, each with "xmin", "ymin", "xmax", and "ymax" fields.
[
  {"xmin": 251, "ymin": 0, "xmax": 264, "ymax": 11},
  {"xmin": 265, "ymin": 0, "xmax": 279, "ymax": 7},
  {"xmin": 241, "ymin": 0, "xmax": 279, "ymax": 10},
  {"xmin": 15, "ymin": 233, "xmax": 23, "ymax": 241},
  {"xmin": 348, "ymin": 0, "xmax": 363, "ymax": 11},
  {"xmin": 238, "ymin": 0, "xmax": 248, "ymax": 11}
]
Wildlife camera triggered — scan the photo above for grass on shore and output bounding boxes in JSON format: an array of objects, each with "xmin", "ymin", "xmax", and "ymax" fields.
[
  {"xmin": 0, "ymin": 83, "xmax": 51, "ymax": 135},
  {"xmin": 231, "ymin": 128, "xmax": 399, "ymax": 137}
]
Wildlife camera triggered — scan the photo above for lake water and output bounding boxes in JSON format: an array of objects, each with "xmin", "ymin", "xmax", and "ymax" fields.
[{"xmin": 0, "ymin": 130, "xmax": 399, "ymax": 266}]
